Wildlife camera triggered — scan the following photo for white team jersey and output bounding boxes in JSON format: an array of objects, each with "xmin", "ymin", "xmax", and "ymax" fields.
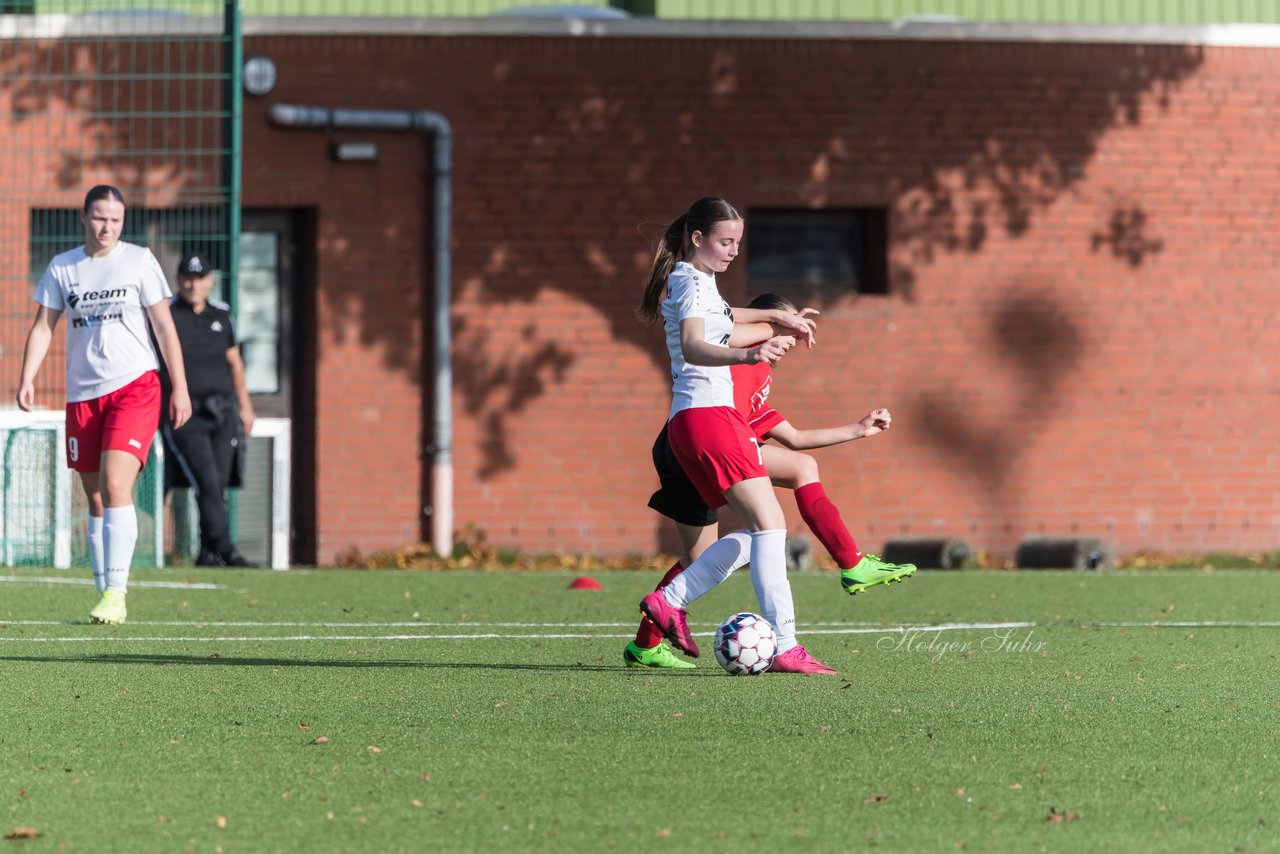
[
  {"xmin": 661, "ymin": 261, "xmax": 736, "ymax": 418},
  {"xmin": 34, "ymin": 241, "xmax": 172, "ymax": 402}
]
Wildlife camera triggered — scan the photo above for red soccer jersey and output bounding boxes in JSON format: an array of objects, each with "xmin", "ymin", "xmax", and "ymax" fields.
[{"xmin": 731, "ymin": 361, "xmax": 785, "ymax": 440}]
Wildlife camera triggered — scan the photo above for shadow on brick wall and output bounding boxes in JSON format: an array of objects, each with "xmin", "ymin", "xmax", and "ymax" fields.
[
  {"xmin": 882, "ymin": 44, "xmax": 1200, "ymax": 298},
  {"xmin": 451, "ymin": 318, "xmax": 576, "ymax": 478},
  {"xmin": 0, "ymin": 34, "xmax": 1206, "ymax": 496},
  {"xmin": 1, "ymin": 36, "xmax": 224, "ymax": 200},
  {"xmin": 914, "ymin": 282, "xmax": 1085, "ymax": 513},
  {"xmin": 445, "ymin": 39, "xmax": 1204, "ymax": 479}
]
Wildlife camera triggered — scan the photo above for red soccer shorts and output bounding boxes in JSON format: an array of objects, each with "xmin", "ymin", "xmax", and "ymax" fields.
[
  {"xmin": 666, "ymin": 405, "xmax": 768, "ymax": 510},
  {"xmin": 65, "ymin": 371, "xmax": 161, "ymax": 472}
]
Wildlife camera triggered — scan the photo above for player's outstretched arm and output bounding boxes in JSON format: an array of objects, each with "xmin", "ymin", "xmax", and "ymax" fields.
[
  {"xmin": 727, "ymin": 321, "xmax": 775, "ymax": 347},
  {"xmin": 732, "ymin": 307, "xmax": 819, "ymax": 348},
  {"xmin": 679, "ymin": 317, "xmax": 792, "ymax": 367},
  {"xmin": 767, "ymin": 408, "xmax": 893, "ymax": 451}
]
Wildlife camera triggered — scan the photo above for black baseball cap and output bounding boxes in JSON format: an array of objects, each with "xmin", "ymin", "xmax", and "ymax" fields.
[{"xmin": 177, "ymin": 253, "xmax": 212, "ymax": 277}]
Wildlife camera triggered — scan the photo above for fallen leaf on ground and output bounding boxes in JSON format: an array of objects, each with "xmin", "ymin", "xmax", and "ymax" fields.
[
  {"xmin": 4, "ymin": 828, "xmax": 39, "ymax": 840},
  {"xmin": 309, "ymin": 736, "xmax": 331, "ymax": 745},
  {"xmin": 863, "ymin": 794, "xmax": 889, "ymax": 804},
  {"xmin": 1046, "ymin": 807, "xmax": 1079, "ymax": 823},
  {"xmin": 367, "ymin": 745, "xmax": 381, "ymax": 753},
  {"xmin": 215, "ymin": 816, "xmax": 228, "ymax": 828}
]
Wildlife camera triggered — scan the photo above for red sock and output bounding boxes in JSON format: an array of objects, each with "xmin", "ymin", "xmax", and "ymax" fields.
[
  {"xmin": 634, "ymin": 561, "xmax": 684, "ymax": 648},
  {"xmin": 795, "ymin": 482, "xmax": 862, "ymax": 569}
]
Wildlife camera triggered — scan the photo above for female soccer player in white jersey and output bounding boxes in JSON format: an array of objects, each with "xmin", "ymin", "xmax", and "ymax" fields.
[
  {"xmin": 635, "ymin": 196, "xmax": 837, "ymax": 674},
  {"xmin": 624, "ymin": 293, "xmax": 917, "ymax": 670},
  {"xmin": 16, "ymin": 185, "xmax": 192, "ymax": 625}
]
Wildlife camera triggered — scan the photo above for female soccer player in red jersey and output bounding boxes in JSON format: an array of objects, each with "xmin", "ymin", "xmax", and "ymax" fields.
[
  {"xmin": 17, "ymin": 185, "xmax": 192, "ymax": 625},
  {"xmin": 634, "ymin": 196, "xmax": 839, "ymax": 673},
  {"xmin": 624, "ymin": 294, "xmax": 917, "ymax": 670}
]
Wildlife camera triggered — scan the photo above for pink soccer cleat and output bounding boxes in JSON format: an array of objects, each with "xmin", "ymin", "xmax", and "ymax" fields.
[
  {"xmin": 768, "ymin": 645, "xmax": 838, "ymax": 675},
  {"xmin": 639, "ymin": 591, "xmax": 700, "ymax": 658}
]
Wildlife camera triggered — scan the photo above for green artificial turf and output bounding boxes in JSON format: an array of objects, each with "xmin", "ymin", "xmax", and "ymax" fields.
[{"xmin": 1, "ymin": 567, "xmax": 1277, "ymax": 852}]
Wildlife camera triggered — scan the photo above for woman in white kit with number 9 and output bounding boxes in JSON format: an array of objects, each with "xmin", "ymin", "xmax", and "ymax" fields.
[{"xmin": 16, "ymin": 185, "xmax": 192, "ymax": 625}]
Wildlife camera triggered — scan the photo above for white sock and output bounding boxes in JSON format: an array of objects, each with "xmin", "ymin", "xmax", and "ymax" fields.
[
  {"xmin": 87, "ymin": 515, "xmax": 105, "ymax": 593},
  {"xmin": 662, "ymin": 530, "xmax": 751, "ymax": 609},
  {"xmin": 103, "ymin": 505, "xmax": 138, "ymax": 593},
  {"xmin": 749, "ymin": 529, "xmax": 797, "ymax": 652}
]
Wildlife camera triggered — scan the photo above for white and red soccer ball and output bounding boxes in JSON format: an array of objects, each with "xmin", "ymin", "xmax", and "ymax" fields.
[{"xmin": 713, "ymin": 612, "xmax": 777, "ymax": 675}]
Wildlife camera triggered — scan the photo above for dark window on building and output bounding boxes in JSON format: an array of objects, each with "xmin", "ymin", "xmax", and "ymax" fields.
[
  {"xmin": 0, "ymin": 1, "xmax": 36, "ymax": 12},
  {"xmin": 746, "ymin": 208, "xmax": 888, "ymax": 299}
]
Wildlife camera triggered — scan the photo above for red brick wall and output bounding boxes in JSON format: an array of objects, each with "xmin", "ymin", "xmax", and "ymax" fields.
[{"xmin": 235, "ymin": 33, "xmax": 1280, "ymax": 562}]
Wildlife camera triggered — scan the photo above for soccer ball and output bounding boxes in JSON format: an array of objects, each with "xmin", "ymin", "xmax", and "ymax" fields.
[{"xmin": 713, "ymin": 612, "xmax": 777, "ymax": 675}]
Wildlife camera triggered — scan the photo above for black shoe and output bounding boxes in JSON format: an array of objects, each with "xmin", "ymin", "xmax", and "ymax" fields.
[
  {"xmin": 196, "ymin": 550, "xmax": 226, "ymax": 567},
  {"xmin": 221, "ymin": 550, "xmax": 259, "ymax": 568}
]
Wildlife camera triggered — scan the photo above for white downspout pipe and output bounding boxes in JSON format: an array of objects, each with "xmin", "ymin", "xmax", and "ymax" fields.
[{"xmin": 268, "ymin": 103, "xmax": 454, "ymax": 559}]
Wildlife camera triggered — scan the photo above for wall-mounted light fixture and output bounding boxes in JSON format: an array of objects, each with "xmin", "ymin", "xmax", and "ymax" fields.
[
  {"xmin": 330, "ymin": 142, "xmax": 379, "ymax": 162},
  {"xmin": 243, "ymin": 56, "xmax": 277, "ymax": 97}
]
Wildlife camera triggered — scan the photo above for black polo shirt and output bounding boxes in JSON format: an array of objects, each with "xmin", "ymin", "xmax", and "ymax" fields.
[{"xmin": 170, "ymin": 296, "xmax": 237, "ymax": 399}]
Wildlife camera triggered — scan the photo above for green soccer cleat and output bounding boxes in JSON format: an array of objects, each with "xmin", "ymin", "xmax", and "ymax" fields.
[
  {"xmin": 89, "ymin": 589, "xmax": 127, "ymax": 625},
  {"xmin": 840, "ymin": 554, "xmax": 918, "ymax": 596},
  {"xmin": 623, "ymin": 641, "xmax": 696, "ymax": 670}
]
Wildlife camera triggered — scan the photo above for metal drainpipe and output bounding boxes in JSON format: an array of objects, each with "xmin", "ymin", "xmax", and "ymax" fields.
[{"xmin": 267, "ymin": 103, "xmax": 454, "ymax": 560}]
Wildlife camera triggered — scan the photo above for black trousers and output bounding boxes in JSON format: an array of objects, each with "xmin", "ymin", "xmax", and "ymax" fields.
[{"xmin": 165, "ymin": 413, "xmax": 238, "ymax": 556}]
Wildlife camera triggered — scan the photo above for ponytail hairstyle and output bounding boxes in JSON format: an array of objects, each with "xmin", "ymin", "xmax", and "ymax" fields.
[
  {"xmin": 637, "ymin": 196, "xmax": 742, "ymax": 325},
  {"xmin": 745, "ymin": 292, "xmax": 796, "ymax": 313},
  {"xmin": 83, "ymin": 184, "xmax": 124, "ymax": 212}
]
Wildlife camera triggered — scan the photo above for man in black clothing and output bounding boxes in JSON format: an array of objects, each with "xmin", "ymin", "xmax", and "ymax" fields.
[{"xmin": 161, "ymin": 253, "xmax": 258, "ymax": 567}]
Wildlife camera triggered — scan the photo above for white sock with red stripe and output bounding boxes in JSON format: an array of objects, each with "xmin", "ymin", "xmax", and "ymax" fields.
[
  {"xmin": 103, "ymin": 505, "xmax": 137, "ymax": 593},
  {"xmin": 87, "ymin": 514, "xmax": 105, "ymax": 593},
  {"xmin": 662, "ymin": 529, "xmax": 751, "ymax": 608},
  {"xmin": 749, "ymin": 529, "xmax": 797, "ymax": 653}
]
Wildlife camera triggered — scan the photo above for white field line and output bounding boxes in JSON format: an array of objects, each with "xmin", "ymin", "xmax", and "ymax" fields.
[
  {"xmin": 0, "ymin": 619, "xmax": 896, "ymax": 628},
  {"xmin": 0, "ymin": 634, "xmax": 641, "ymax": 642},
  {"xmin": 0, "ymin": 617, "xmax": 1269, "ymax": 645},
  {"xmin": 0, "ymin": 631, "xmax": 981, "ymax": 643},
  {"xmin": 0, "ymin": 621, "xmax": 1037, "ymax": 643},
  {"xmin": 2, "ymin": 620, "xmax": 1276, "ymax": 644},
  {"xmin": 0, "ymin": 575, "xmax": 226, "ymax": 590},
  {"xmin": 1082, "ymin": 620, "xmax": 1280, "ymax": 628}
]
